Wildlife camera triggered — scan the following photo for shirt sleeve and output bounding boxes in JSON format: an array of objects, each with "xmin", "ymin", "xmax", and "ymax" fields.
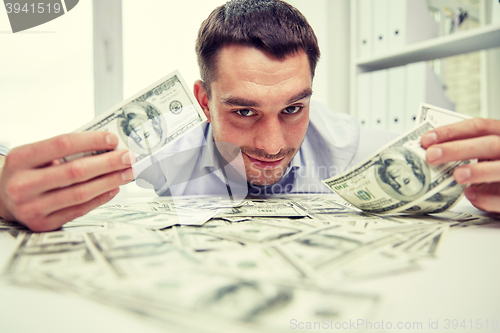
[{"xmin": 0, "ymin": 144, "xmax": 9, "ymax": 156}]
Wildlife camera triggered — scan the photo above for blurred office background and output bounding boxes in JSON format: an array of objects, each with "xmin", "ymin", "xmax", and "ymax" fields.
[{"xmin": 1, "ymin": 0, "xmax": 500, "ymax": 149}]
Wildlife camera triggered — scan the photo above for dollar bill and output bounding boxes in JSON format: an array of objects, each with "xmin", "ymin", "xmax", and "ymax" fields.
[
  {"xmin": 205, "ymin": 220, "xmax": 304, "ymax": 244},
  {"xmin": 394, "ymin": 179, "xmax": 466, "ymax": 214},
  {"xmin": 276, "ymin": 226, "xmax": 400, "ymax": 280},
  {"xmin": 85, "ymin": 227, "xmax": 199, "ymax": 279},
  {"xmin": 174, "ymin": 226, "xmax": 245, "ymax": 251},
  {"xmin": 61, "ymin": 70, "xmax": 206, "ymax": 167},
  {"xmin": 199, "ymin": 246, "xmax": 307, "ymax": 283},
  {"xmin": 216, "ymin": 203, "xmax": 307, "ymax": 218},
  {"xmin": 326, "ymin": 245, "xmax": 418, "ymax": 282},
  {"xmin": 417, "ymin": 102, "xmax": 472, "ymax": 126},
  {"xmin": 84, "ymin": 205, "xmax": 218, "ymax": 229},
  {"xmin": 387, "ymin": 103, "xmax": 473, "ymax": 214},
  {"xmin": 322, "ymin": 104, "xmax": 473, "ymax": 214},
  {"xmin": 3, "ymin": 231, "xmax": 97, "ymax": 276}
]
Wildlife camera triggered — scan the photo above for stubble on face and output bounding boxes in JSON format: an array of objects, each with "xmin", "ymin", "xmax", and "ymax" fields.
[{"xmin": 241, "ymin": 146, "xmax": 297, "ymax": 186}]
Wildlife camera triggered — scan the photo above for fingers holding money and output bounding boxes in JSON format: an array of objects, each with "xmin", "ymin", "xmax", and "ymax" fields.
[
  {"xmin": 32, "ymin": 149, "xmax": 135, "ymax": 196},
  {"xmin": 422, "ymin": 135, "xmax": 500, "ymax": 164},
  {"xmin": 17, "ymin": 189, "xmax": 121, "ymax": 232},
  {"xmin": 2, "ymin": 164, "xmax": 134, "ymax": 231},
  {"xmin": 0, "ymin": 132, "xmax": 137, "ymax": 231},
  {"xmin": 421, "ymin": 118, "xmax": 500, "ymax": 169},
  {"xmin": 420, "ymin": 118, "xmax": 500, "ymax": 213},
  {"xmin": 43, "ymin": 167, "xmax": 134, "ymax": 213},
  {"xmin": 421, "ymin": 118, "xmax": 500, "ymax": 148},
  {"xmin": 453, "ymin": 161, "xmax": 500, "ymax": 185},
  {"xmin": 421, "ymin": 119, "xmax": 500, "ymax": 184},
  {"xmin": 7, "ymin": 132, "xmax": 119, "ymax": 169},
  {"xmin": 15, "ymin": 169, "xmax": 131, "ymax": 232}
]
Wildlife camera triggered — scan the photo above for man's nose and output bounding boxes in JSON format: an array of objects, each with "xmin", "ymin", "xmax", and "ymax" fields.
[{"xmin": 254, "ymin": 117, "xmax": 286, "ymax": 155}]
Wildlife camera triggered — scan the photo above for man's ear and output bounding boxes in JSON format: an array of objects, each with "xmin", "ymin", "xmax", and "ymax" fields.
[{"xmin": 194, "ymin": 80, "xmax": 211, "ymax": 122}]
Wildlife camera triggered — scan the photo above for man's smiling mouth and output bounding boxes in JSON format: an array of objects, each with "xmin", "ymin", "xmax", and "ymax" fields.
[{"xmin": 244, "ymin": 153, "xmax": 285, "ymax": 169}]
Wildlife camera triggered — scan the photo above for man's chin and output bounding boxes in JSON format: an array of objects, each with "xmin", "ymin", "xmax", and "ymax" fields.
[
  {"xmin": 248, "ymin": 179, "xmax": 279, "ymax": 186},
  {"xmin": 246, "ymin": 171, "xmax": 284, "ymax": 186},
  {"xmin": 244, "ymin": 155, "xmax": 292, "ymax": 186}
]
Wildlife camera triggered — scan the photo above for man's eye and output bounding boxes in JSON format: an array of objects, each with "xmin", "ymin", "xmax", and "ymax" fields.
[
  {"xmin": 283, "ymin": 106, "xmax": 302, "ymax": 114},
  {"xmin": 236, "ymin": 109, "xmax": 255, "ymax": 117}
]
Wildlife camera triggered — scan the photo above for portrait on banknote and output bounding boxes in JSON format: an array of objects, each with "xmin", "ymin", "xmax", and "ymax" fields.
[
  {"xmin": 376, "ymin": 147, "xmax": 430, "ymax": 201},
  {"xmin": 117, "ymin": 101, "xmax": 167, "ymax": 155}
]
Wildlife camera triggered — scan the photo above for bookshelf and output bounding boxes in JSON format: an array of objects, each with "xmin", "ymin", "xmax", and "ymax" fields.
[
  {"xmin": 356, "ymin": 23, "xmax": 500, "ymax": 72},
  {"xmin": 349, "ymin": 0, "xmax": 500, "ymax": 124}
]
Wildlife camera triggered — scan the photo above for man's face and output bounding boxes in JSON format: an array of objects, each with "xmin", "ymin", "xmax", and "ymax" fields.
[
  {"xmin": 386, "ymin": 160, "xmax": 423, "ymax": 197},
  {"xmin": 201, "ymin": 45, "xmax": 312, "ymax": 186}
]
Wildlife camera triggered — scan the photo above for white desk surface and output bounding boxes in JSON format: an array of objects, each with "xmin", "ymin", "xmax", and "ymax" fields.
[{"xmin": 1, "ymin": 194, "xmax": 499, "ymax": 333}]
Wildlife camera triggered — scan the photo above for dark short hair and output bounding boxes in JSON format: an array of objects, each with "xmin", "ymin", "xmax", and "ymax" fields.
[{"xmin": 196, "ymin": 0, "xmax": 320, "ymax": 97}]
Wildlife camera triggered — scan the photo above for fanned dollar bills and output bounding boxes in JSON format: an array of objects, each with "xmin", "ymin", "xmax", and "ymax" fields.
[
  {"xmin": 323, "ymin": 104, "xmax": 473, "ymax": 215},
  {"xmin": 1, "ymin": 193, "xmax": 497, "ymax": 332},
  {"xmin": 62, "ymin": 70, "xmax": 207, "ymax": 167}
]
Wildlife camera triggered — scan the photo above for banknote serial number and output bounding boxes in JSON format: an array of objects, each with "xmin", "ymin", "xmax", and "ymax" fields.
[
  {"xmin": 5, "ymin": 2, "xmax": 62, "ymax": 14},
  {"xmin": 443, "ymin": 319, "xmax": 498, "ymax": 329}
]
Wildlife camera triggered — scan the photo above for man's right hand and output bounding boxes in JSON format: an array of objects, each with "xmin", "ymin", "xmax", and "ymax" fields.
[{"xmin": 0, "ymin": 132, "xmax": 134, "ymax": 232}]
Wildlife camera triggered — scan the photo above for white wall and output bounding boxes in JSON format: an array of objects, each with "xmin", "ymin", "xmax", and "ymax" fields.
[
  {"xmin": 287, "ymin": 0, "xmax": 330, "ymax": 109},
  {"xmin": 0, "ymin": 1, "xmax": 94, "ymax": 149},
  {"xmin": 122, "ymin": 0, "xmax": 227, "ymax": 99},
  {"xmin": 288, "ymin": 0, "xmax": 350, "ymax": 113}
]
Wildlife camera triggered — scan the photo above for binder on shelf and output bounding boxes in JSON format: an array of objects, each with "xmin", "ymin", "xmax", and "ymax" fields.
[
  {"xmin": 371, "ymin": 69, "xmax": 389, "ymax": 131},
  {"xmin": 357, "ymin": 72, "xmax": 373, "ymax": 128},
  {"xmin": 493, "ymin": 0, "xmax": 500, "ymax": 25},
  {"xmin": 405, "ymin": 62, "xmax": 455, "ymax": 131},
  {"xmin": 372, "ymin": 0, "xmax": 390, "ymax": 55},
  {"xmin": 388, "ymin": 66, "xmax": 406, "ymax": 134},
  {"xmin": 388, "ymin": 0, "xmax": 439, "ymax": 52},
  {"xmin": 357, "ymin": 0, "xmax": 373, "ymax": 58}
]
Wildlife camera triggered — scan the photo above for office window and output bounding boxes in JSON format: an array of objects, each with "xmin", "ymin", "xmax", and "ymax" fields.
[{"xmin": 0, "ymin": 1, "xmax": 94, "ymax": 149}]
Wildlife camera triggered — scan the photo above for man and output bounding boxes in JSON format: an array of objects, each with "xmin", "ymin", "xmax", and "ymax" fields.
[
  {"xmin": 0, "ymin": 0, "xmax": 499, "ymax": 232},
  {"xmin": 146, "ymin": 0, "xmax": 378, "ymax": 198}
]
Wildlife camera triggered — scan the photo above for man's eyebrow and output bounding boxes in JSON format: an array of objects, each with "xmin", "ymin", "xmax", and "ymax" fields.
[
  {"xmin": 220, "ymin": 88, "xmax": 313, "ymax": 108},
  {"xmin": 221, "ymin": 96, "xmax": 259, "ymax": 107},
  {"xmin": 286, "ymin": 88, "xmax": 313, "ymax": 105}
]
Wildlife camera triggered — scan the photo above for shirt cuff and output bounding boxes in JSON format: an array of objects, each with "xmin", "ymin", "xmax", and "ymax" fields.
[{"xmin": 0, "ymin": 145, "xmax": 9, "ymax": 156}]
